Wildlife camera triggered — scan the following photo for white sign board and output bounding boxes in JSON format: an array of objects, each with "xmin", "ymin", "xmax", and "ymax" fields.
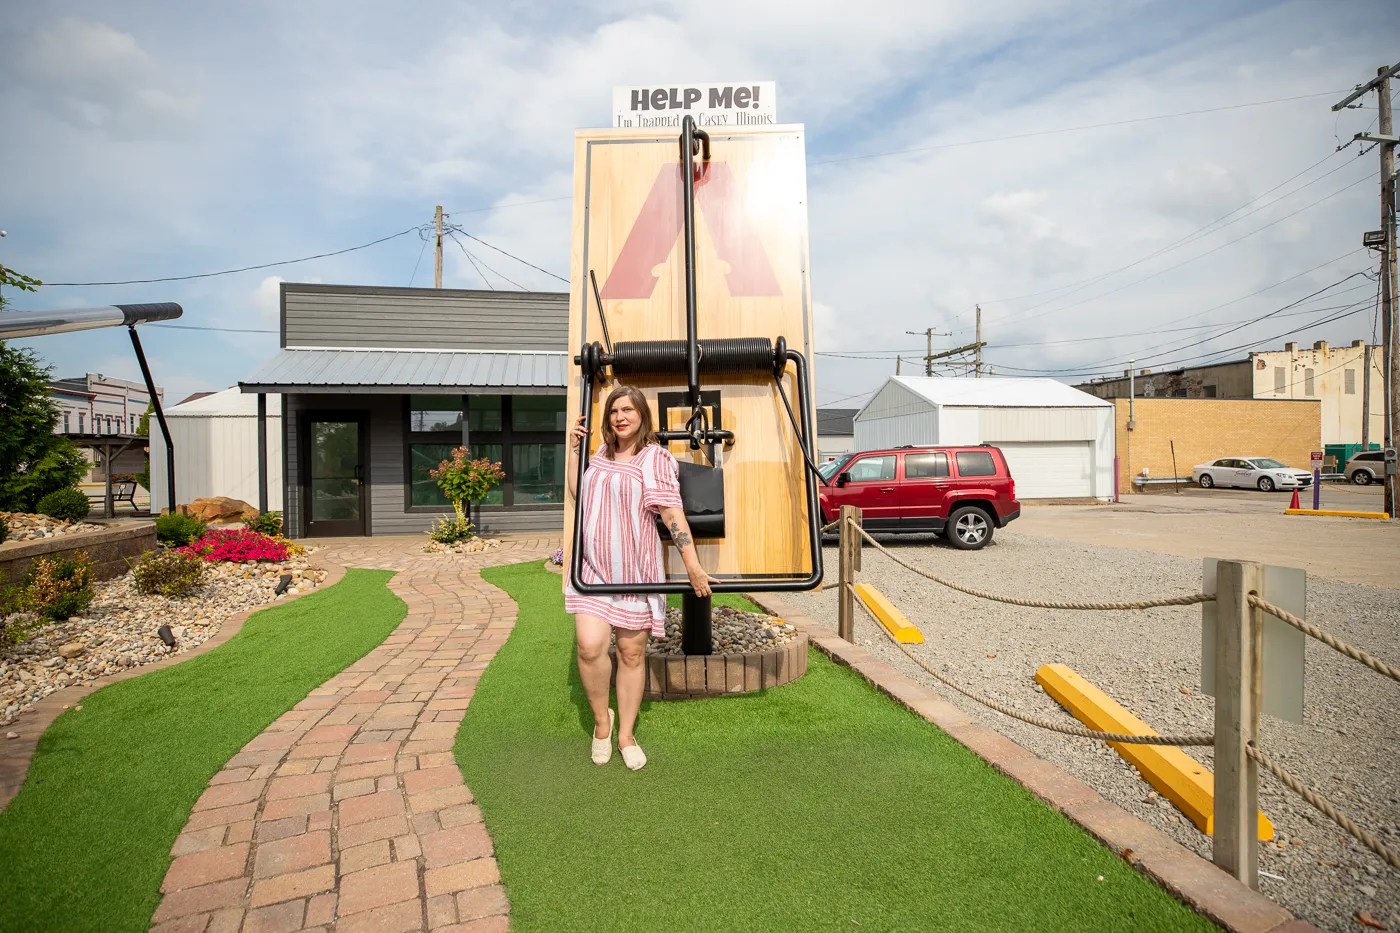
[
  {"xmin": 611, "ymin": 82, "xmax": 777, "ymax": 129},
  {"xmin": 1201, "ymin": 559, "xmax": 1306, "ymax": 724},
  {"xmin": 1310, "ymin": 450, "xmax": 1324, "ymax": 470}
]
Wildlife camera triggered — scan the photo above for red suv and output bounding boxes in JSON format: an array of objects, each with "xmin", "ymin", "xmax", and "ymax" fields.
[{"xmin": 817, "ymin": 445, "xmax": 1021, "ymax": 550}]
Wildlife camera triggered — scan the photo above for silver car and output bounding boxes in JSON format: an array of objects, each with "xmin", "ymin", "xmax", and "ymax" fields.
[
  {"xmin": 1192, "ymin": 457, "xmax": 1313, "ymax": 492},
  {"xmin": 1345, "ymin": 450, "xmax": 1385, "ymax": 485}
]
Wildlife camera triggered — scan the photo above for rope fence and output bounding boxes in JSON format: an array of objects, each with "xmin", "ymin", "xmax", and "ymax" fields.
[
  {"xmin": 1247, "ymin": 745, "xmax": 1400, "ymax": 871},
  {"xmin": 1249, "ymin": 595, "xmax": 1400, "ymax": 685},
  {"xmin": 830, "ymin": 510, "xmax": 1400, "ymax": 880},
  {"xmin": 850, "ymin": 598, "xmax": 1215, "ymax": 746},
  {"xmin": 852, "ymin": 523, "xmax": 1214, "ymax": 611}
]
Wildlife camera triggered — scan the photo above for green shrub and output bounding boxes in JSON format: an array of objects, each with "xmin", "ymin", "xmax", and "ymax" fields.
[
  {"xmin": 429, "ymin": 516, "xmax": 475, "ymax": 544},
  {"xmin": 36, "ymin": 487, "xmax": 91, "ymax": 523},
  {"xmin": 131, "ymin": 549, "xmax": 206, "ymax": 598},
  {"xmin": 245, "ymin": 511, "xmax": 283, "ymax": 536},
  {"xmin": 21, "ymin": 552, "xmax": 95, "ymax": 622},
  {"xmin": 155, "ymin": 513, "xmax": 205, "ymax": 547},
  {"xmin": 0, "ymin": 515, "xmax": 8, "ymax": 541}
]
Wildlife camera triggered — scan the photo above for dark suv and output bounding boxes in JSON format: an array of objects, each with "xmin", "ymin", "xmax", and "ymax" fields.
[{"xmin": 817, "ymin": 445, "xmax": 1021, "ymax": 550}]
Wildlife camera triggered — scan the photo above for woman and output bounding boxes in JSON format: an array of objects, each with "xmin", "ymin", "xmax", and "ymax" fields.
[{"xmin": 564, "ymin": 384, "xmax": 715, "ymax": 770}]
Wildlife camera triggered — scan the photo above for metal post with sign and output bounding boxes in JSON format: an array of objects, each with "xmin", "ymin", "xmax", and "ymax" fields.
[
  {"xmin": 1202, "ymin": 558, "xmax": 1306, "ymax": 888},
  {"xmin": 1310, "ymin": 449, "xmax": 1323, "ymax": 510}
]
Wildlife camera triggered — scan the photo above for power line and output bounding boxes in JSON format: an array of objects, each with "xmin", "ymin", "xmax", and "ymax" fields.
[
  {"xmin": 1035, "ymin": 272, "xmax": 1376, "ymax": 375},
  {"xmin": 819, "ymin": 251, "xmax": 1368, "ymax": 361},
  {"xmin": 149, "ymin": 323, "xmax": 277, "ymax": 334},
  {"xmin": 991, "ymin": 171, "xmax": 1374, "ymax": 328},
  {"xmin": 445, "ymin": 227, "xmax": 568, "ymax": 284},
  {"xmin": 993, "ymin": 296, "xmax": 1375, "ymax": 379},
  {"xmin": 407, "ymin": 229, "xmax": 430, "ymax": 286},
  {"xmin": 46, "ymin": 225, "xmax": 426, "ymax": 286},
  {"xmin": 447, "ymin": 231, "xmax": 525, "ymax": 290},
  {"xmin": 809, "ymin": 91, "xmax": 1344, "ymax": 168},
  {"xmin": 984, "ymin": 152, "xmax": 1356, "ymax": 314}
]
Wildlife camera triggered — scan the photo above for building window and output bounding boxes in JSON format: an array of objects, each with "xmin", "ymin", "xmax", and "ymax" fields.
[
  {"xmin": 78, "ymin": 413, "xmax": 85, "ymax": 433},
  {"xmin": 468, "ymin": 395, "xmax": 503, "ymax": 432},
  {"xmin": 1172, "ymin": 389, "xmax": 1187, "ymax": 398},
  {"xmin": 1203, "ymin": 385, "xmax": 1217, "ymax": 398},
  {"xmin": 1345, "ymin": 369, "xmax": 1356, "ymax": 395},
  {"xmin": 408, "ymin": 442, "xmax": 505, "ymax": 507},
  {"xmin": 409, "ymin": 394, "xmax": 462, "ymax": 432},
  {"xmin": 63, "ymin": 412, "xmax": 70, "ymax": 432},
  {"xmin": 1273, "ymin": 367, "xmax": 1286, "ymax": 393},
  {"xmin": 512, "ymin": 442, "xmax": 564, "ymax": 503},
  {"xmin": 1304, "ymin": 368, "xmax": 1315, "ymax": 397},
  {"xmin": 512, "ymin": 396, "xmax": 567, "ymax": 432},
  {"xmin": 404, "ymin": 395, "xmax": 562, "ymax": 511},
  {"xmin": 130, "ymin": 413, "xmax": 137, "ymax": 432}
]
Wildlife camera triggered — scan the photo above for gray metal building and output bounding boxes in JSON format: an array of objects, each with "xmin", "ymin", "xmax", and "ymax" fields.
[{"xmin": 240, "ymin": 283, "xmax": 569, "ymax": 538}]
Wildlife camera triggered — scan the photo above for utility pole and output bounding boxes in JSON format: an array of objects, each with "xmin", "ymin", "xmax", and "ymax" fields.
[
  {"xmin": 434, "ymin": 205, "xmax": 444, "ymax": 288},
  {"xmin": 1336, "ymin": 63, "xmax": 1400, "ymax": 519},
  {"xmin": 896, "ymin": 355, "xmax": 902, "ymax": 375},
  {"xmin": 905, "ymin": 327, "xmax": 951, "ymax": 376},
  {"xmin": 1383, "ymin": 69, "xmax": 1399, "ymax": 521},
  {"xmin": 975, "ymin": 305, "xmax": 983, "ymax": 378}
]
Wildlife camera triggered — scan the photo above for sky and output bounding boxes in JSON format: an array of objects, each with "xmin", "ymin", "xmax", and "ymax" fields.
[{"xmin": 1, "ymin": 0, "xmax": 1396, "ymax": 410}]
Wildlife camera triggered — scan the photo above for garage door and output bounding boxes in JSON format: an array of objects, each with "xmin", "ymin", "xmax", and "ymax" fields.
[{"xmin": 990, "ymin": 441, "xmax": 1093, "ymax": 499}]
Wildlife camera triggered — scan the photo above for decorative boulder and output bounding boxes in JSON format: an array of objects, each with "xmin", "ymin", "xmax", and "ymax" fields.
[{"xmin": 164, "ymin": 497, "xmax": 260, "ymax": 525}]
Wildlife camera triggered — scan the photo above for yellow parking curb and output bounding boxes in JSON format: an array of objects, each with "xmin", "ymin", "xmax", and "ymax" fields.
[
  {"xmin": 1284, "ymin": 508, "xmax": 1389, "ymax": 520},
  {"xmin": 1036, "ymin": 663, "xmax": 1273, "ymax": 840},
  {"xmin": 852, "ymin": 583, "xmax": 924, "ymax": 644}
]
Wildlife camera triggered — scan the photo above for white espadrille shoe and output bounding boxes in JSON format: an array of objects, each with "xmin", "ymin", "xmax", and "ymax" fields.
[
  {"xmin": 620, "ymin": 741, "xmax": 647, "ymax": 771},
  {"xmin": 591, "ymin": 709, "xmax": 614, "ymax": 765}
]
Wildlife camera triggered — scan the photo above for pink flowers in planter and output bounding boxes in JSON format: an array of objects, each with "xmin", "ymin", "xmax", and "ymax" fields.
[{"xmin": 177, "ymin": 528, "xmax": 289, "ymax": 563}]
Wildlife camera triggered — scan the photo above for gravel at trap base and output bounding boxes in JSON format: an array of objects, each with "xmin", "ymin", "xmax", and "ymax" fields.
[{"xmin": 780, "ymin": 530, "xmax": 1400, "ymax": 933}]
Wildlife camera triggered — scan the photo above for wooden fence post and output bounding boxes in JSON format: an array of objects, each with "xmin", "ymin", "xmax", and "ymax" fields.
[
  {"xmin": 837, "ymin": 505, "xmax": 862, "ymax": 642},
  {"xmin": 1213, "ymin": 559, "xmax": 1263, "ymax": 888}
]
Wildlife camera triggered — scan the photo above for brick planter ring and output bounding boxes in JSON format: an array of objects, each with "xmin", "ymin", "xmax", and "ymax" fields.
[{"xmin": 609, "ymin": 634, "xmax": 809, "ymax": 700}]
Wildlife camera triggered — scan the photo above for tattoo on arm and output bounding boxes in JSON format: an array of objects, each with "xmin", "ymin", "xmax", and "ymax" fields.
[{"xmin": 668, "ymin": 520, "xmax": 693, "ymax": 549}]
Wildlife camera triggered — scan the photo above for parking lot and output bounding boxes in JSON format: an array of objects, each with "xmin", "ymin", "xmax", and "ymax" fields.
[
  {"xmin": 783, "ymin": 486, "xmax": 1400, "ymax": 933},
  {"xmin": 1018, "ymin": 484, "xmax": 1397, "ymax": 588}
]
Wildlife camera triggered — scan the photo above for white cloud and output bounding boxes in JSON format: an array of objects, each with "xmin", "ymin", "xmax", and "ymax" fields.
[
  {"xmin": 11, "ymin": 17, "xmax": 197, "ymax": 138},
  {"xmin": 252, "ymin": 276, "xmax": 283, "ymax": 324}
]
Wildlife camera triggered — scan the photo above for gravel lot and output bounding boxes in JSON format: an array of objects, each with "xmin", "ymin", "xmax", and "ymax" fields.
[{"xmin": 780, "ymin": 529, "xmax": 1399, "ymax": 933}]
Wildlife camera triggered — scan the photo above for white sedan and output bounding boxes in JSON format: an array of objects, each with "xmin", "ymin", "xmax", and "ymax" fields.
[{"xmin": 1192, "ymin": 457, "xmax": 1314, "ymax": 492}]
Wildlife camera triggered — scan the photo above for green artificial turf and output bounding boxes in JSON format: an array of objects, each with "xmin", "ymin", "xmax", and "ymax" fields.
[
  {"xmin": 0, "ymin": 568, "xmax": 405, "ymax": 933},
  {"xmin": 460, "ymin": 562, "xmax": 1220, "ymax": 933}
]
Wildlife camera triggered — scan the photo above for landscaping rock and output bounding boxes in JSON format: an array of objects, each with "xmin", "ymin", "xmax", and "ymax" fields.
[
  {"xmin": 162, "ymin": 497, "xmax": 260, "ymax": 525},
  {"xmin": 0, "ymin": 547, "xmax": 326, "ymax": 728},
  {"xmin": 1, "ymin": 512, "xmax": 103, "ymax": 543},
  {"xmin": 645, "ymin": 605, "xmax": 799, "ymax": 656},
  {"xmin": 423, "ymin": 537, "xmax": 503, "ymax": 555}
]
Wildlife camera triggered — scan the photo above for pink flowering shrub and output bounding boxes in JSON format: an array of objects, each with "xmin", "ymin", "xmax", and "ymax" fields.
[{"xmin": 178, "ymin": 528, "xmax": 289, "ymax": 563}]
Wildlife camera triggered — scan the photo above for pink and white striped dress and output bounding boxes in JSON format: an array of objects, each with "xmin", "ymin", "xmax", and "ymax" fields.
[{"xmin": 564, "ymin": 444, "xmax": 684, "ymax": 638}]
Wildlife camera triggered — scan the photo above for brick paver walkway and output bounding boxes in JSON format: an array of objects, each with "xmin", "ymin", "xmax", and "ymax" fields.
[{"xmin": 149, "ymin": 534, "xmax": 558, "ymax": 933}]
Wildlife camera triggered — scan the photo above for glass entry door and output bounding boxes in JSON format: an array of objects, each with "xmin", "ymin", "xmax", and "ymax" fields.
[{"xmin": 303, "ymin": 416, "xmax": 367, "ymax": 536}]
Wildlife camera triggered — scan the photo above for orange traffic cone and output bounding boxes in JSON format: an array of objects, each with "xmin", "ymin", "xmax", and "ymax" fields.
[{"xmin": 1288, "ymin": 488, "xmax": 1300, "ymax": 510}]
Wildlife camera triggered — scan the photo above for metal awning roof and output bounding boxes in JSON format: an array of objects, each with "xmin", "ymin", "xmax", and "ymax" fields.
[{"xmin": 239, "ymin": 348, "xmax": 568, "ymax": 394}]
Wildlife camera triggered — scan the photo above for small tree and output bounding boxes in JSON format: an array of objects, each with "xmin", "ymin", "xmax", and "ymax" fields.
[
  {"xmin": 0, "ymin": 341, "xmax": 87, "ymax": 512},
  {"xmin": 135, "ymin": 400, "xmax": 155, "ymax": 491},
  {"xmin": 429, "ymin": 447, "xmax": 505, "ymax": 523}
]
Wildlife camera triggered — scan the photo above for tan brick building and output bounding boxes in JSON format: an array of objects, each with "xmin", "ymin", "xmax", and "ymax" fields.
[
  {"xmin": 1079, "ymin": 340, "xmax": 1382, "ymax": 446},
  {"xmin": 1114, "ymin": 398, "xmax": 1319, "ymax": 492}
]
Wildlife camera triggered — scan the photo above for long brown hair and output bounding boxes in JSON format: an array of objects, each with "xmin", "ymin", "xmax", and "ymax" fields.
[{"xmin": 600, "ymin": 384, "xmax": 659, "ymax": 460}]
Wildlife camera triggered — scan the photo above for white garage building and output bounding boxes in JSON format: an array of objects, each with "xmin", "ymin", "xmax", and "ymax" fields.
[
  {"xmin": 150, "ymin": 388, "xmax": 284, "ymax": 510},
  {"xmin": 853, "ymin": 377, "xmax": 1115, "ymax": 500}
]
